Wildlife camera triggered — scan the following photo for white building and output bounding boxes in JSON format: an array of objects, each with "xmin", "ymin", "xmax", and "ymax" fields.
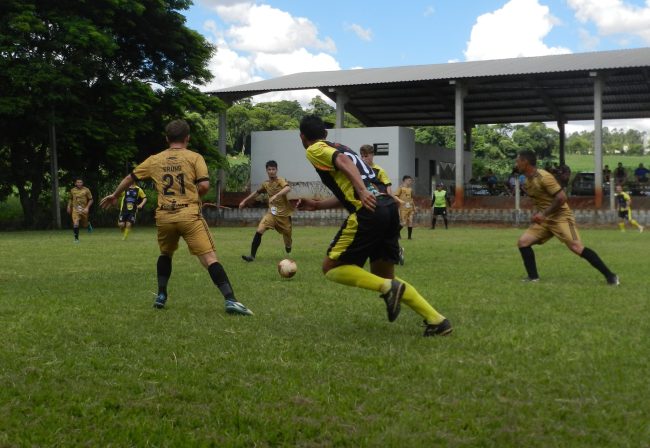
[{"xmin": 250, "ymin": 127, "xmax": 471, "ymax": 199}]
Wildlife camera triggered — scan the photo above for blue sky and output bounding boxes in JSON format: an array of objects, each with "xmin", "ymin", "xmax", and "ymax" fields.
[{"xmin": 183, "ymin": 0, "xmax": 650, "ymax": 132}]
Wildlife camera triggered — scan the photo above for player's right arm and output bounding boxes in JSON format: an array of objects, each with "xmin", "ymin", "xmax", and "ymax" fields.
[
  {"xmin": 298, "ymin": 196, "xmax": 342, "ymax": 211},
  {"xmin": 101, "ymin": 174, "xmax": 137, "ymax": 209},
  {"xmin": 334, "ymin": 154, "xmax": 376, "ymax": 212},
  {"xmin": 239, "ymin": 187, "xmax": 263, "ymax": 209}
]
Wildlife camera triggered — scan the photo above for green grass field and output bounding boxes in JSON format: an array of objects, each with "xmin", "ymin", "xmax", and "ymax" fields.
[
  {"xmin": 565, "ymin": 154, "xmax": 649, "ymax": 173},
  {"xmin": 1, "ymin": 226, "xmax": 649, "ymax": 446}
]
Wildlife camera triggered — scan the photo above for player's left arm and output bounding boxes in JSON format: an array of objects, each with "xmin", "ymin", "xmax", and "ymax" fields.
[
  {"xmin": 137, "ymin": 189, "xmax": 148, "ymax": 209},
  {"xmin": 85, "ymin": 192, "xmax": 93, "ymax": 214},
  {"xmin": 334, "ymin": 153, "xmax": 376, "ymax": 211},
  {"xmin": 533, "ymin": 190, "xmax": 566, "ymax": 224},
  {"xmin": 197, "ymin": 180, "xmax": 210, "ymax": 197}
]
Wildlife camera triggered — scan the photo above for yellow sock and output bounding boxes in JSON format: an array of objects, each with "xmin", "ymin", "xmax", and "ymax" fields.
[
  {"xmin": 325, "ymin": 265, "xmax": 389, "ymax": 293},
  {"xmin": 618, "ymin": 222, "xmax": 625, "ymax": 232},
  {"xmin": 631, "ymin": 219, "xmax": 641, "ymax": 230},
  {"xmin": 395, "ymin": 276, "xmax": 445, "ymax": 324},
  {"xmin": 123, "ymin": 228, "xmax": 130, "ymax": 240}
]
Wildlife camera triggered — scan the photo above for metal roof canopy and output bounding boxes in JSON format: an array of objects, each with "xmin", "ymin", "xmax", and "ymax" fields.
[
  {"xmin": 207, "ymin": 47, "xmax": 650, "ymax": 207},
  {"xmin": 209, "ymin": 47, "xmax": 650, "ymax": 126}
]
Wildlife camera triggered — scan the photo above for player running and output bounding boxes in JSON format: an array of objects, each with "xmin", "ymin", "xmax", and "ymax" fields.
[
  {"xmin": 515, "ymin": 149, "xmax": 619, "ymax": 285},
  {"xmin": 117, "ymin": 182, "xmax": 147, "ymax": 240},
  {"xmin": 100, "ymin": 119, "xmax": 253, "ymax": 315},
  {"xmin": 297, "ymin": 115, "xmax": 452, "ymax": 337},
  {"xmin": 239, "ymin": 160, "xmax": 294, "ymax": 262},
  {"xmin": 614, "ymin": 185, "xmax": 644, "ymax": 233},
  {"xmin": 66, "ymin": 177, "xmax": 94, "ymax": 243}
]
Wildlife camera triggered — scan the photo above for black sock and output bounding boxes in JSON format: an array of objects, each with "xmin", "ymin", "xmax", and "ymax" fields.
[
  {"xmin": 250, "ymin": 232, "xmax": 263, "ymax": 258},
  {"xmin": 431, "ymin": 217, "xmax": 436, "ymax": 229},
  {"xmin": 443, "ymin": 216, "xmax": 448, "ymax": 229},
  {"xmin": 519, "ymin": 246, "xmax": 539, "ymax": 279},
  {"xmin": 157, "ymin": 255, "xmax": 172, "ymax": 295},
  {"xmin": 407, "ymin": 227, "xmax": 412, "ymax": 239},
  {"xmin": 208, "ymin": 262, "xmax": 235, "ymax": 301},
  {"xmin": 581, "ymin": 247, "xmax": 614, "ymax": 279},
  {"xmin": 73, "ymin": 226, "xmax": 79, "ymax": 239}
]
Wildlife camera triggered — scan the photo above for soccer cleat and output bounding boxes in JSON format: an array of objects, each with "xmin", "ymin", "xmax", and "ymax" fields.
[
  {"xmin": 225, "ymin": 300, "xmax": 253, "ymax": 316},
  {"xmin": 639, "ymin": 225, "xmax": 644, "ymax": 233},
  {"xmin": 398, "ymin": 246, "xmax": 405, "ymax": 266},
  {"xmin": 285, "ymin": 246, "xmax": 292, "ymax": 254},
  {"xmin": 606, "ymin": 274, "xmax": 620, "ymax": 286},
  {"xmin": 380, "ymin": 279, "xmax": 405, "ymax": 322},
  {"xmin": 73, "ymin": 238, "xmax": 80, "ymax": 244},
  {"xmin": 87, "ymin": 223, "xmax": 93, "ymax": 233},
  {"xmin": 153, "ymin": 293, "xmax": 167, "ymax": 309},
  {"xmin": 521, "ymin": 277, "xmax": 540, "ymax": 283},
  {"xmin": 241, "ymin": 255, "xmax": 255, "ymax": 262},
  {"xmin": 423, "ymin": 319, "xmax": 453, "ymax": 337}
]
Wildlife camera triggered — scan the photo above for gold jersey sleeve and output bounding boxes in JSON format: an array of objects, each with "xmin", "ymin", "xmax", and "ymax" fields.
[
  {"xmin": 524, "ymin": 169, "xmax": 571, "ymax": 218},
  {"xmin": 132, "ymin": 148, "xmax": 209, "ymax": 223},
  {"xmin": 263, "ymin": 177, "xmax": 293, "ymax": 217}
]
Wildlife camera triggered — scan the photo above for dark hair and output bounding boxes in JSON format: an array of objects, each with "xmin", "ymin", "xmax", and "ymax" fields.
[
  {"xmin": 299, "ymin": 115, "xmax": 327, "ymax": 141},
  {"xmin": 517, "ymin": 149, "xmax": 537, "ymax": 167},
  {"xmin": 359, "ymin": 144, "xmax": 374, "ymax": 155},
  {"xmin": 402, "ymin": 175, "xmax": 412, "ymax": 181},
  {"xmin": 165, "ymin": 119, "xmax": 190, "ymax": 143},
  {"xmin": 266, "ymin": 160, "xmax": 278, "ymax": 168}
]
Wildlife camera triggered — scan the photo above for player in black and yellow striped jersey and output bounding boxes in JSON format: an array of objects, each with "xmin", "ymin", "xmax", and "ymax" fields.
[
  {"xmin": 100, "ymin": 119, "xmax": 253, "ymax": 315},
  {"xmin": 297, "ymin": 115, "xmax": 452, "ymax": 337},
  {"xmin": 615, "ymin": 185, "xmax": 644, "ymax": 233},
  {"xmin": 117, "ymin": 182, "xmax": 147, "ymax": 240},
  {"xmin": 516, "ymin": 149, "xmax": 619, "ymax": 285}
]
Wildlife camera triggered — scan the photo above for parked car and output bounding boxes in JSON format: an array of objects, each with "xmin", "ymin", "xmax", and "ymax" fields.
[{"xmin": 570, "ymin": 172, "xmax": 610, "ymax": 196}]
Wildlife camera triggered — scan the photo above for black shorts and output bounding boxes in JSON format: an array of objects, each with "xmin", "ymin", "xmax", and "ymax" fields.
[
  {"xmin": 433, "ymin": 207, "xmax": 447, "ymax": 216},
  {"xmin": 618, "ymin": 210, "xmax": 631, "ymax": 220},
  {"xmin": 327, "ymin": 196, "xmax": 401, "ymax": 266},
  {"xmin": 119, "ymin": 212, "xmax": 137, "ymax": 224}
]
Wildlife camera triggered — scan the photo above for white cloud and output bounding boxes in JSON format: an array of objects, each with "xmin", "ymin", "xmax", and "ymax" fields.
[
  {"xmin": 464, "ymin": 0, "xmax": 571, "ymax": 61},
  {"xmin": 578, "ymin": 28, "xmax": 600, "ymax": 50},
  {"xmin": 254, "ymin": 49, "xmax": 341, "ymax": 78},
  {"xmin": 568, "ymin": 0, "xmax": 650, "ymax": 43},
  {"xmin": 347, "ymin": 23, "xmax": 373, "ymax": 42}
]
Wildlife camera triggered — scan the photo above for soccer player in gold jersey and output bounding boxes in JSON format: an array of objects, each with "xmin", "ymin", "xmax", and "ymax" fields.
[
  {"xmin": 66, "ymin": 178, "xmax": 94, "ymax": 243},
  {"xmin": 394, "ymin": 175, "xmax": 415, "ymax": 240},
  {"xmin": 239, "ymin": 160, "xmax": 293, "ymax": 262},
  {"xmin": 297, "ymin": 115, "xmax": 452, "ymax": 337},
  {"xmin": 100, "ymin": 119, "xmax": 253, "ymax": 315},
  {"xmin": 515, "ymin": 149, "xmax": 619, "ymax": 285}
]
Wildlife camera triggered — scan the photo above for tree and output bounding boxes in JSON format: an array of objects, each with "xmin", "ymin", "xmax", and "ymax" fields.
[{"xmin": 0, "ymin": 0, "xmax": 219, "ymax": 227}]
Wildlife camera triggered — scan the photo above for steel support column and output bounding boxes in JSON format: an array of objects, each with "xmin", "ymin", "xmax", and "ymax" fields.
[
  {"xmin": 592, "ymin": 73, "xmax": 604, "ymax": 208},
  {"xmin": 453, "ymin": 81, "xmax": 465, "ymax": 207}
]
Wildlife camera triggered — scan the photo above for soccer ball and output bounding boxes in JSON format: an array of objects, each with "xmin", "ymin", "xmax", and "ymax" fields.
[{"xmin": 277, "ymin": 258, "xmax": 297, "ymax": 278}]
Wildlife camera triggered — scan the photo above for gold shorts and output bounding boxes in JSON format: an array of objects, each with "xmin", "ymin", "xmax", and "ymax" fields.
[
  {"xmin": 524, "ymin": 217, "xmax": 581, "ymax": 246},
  {"xmin": 157, "ymin": 218, "xmax": 215, "ymax": 256},
  {"xmin": 399, "ymin": 206, "xmax": 415, "ymax": 226},
  {"xmin": 71, "ymin": 209, "xmax": 89, "ymax": 227},
  {"xmin": 260, "ymin": 213, "xmax": 292, "ymax": 237}
]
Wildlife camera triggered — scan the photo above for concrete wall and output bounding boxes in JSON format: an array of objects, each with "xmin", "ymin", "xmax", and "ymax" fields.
[
  {"xmin": 250, "ymin": 127, "xmax": 463, "ymax": 199},
  {"xmin": 413, "ymin": 143, "xmax": 472, "ymax": 198}
]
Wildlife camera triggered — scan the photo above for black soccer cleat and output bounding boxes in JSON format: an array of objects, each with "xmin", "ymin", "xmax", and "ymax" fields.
[
  {"xmin": 380, "ymin": 279, "xmax": 405, "ymax": 322},
  {"xmin": 241, "ymin": 255, "xmax": 255, "ymax": 262},
  {"xmin": 285, "ymin": 246, "xmax": 292, "ymax": 254},
  {"xmin": 606, "ymin": 274, "xmax": 620, "ymax": 286},
  {"xmin": 153, "ymin": 293, "xmax": 167, "ymax": 309},
  {"xmin": 423, "ymin": 319, "xmax": 453, "ymax": 337}
]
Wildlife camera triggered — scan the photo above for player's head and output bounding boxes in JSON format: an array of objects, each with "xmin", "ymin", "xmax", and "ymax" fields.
[
  {"xmin": 165, "ymin": 119, "xmax": 190, "ymax": 144},
  {"xmin": 516, "ymin": 149, "xmax": 537, "ymax": 173},
  {"xmin": 402, "ymin": 175, "xmax": 413, "ymax": 186},
  {"xmin": 359, "ymin": 144, "xmax": 374, "ymax": 164},
  {"xmin": 615, "ymin": 184, "xmax": 623, "ymax": 193},
  {"xmin": 265, "ymin": 160, "xmax": 278, "ymax": 178},
  {"xmin": 436, "ymin": 182, "xmax": 444, "ymax": 190},
  {"xmin": 74, "ymin": 177, "xmax": 84, "ymax": 188},
  {"xmin": 299, "ymin": 115, "xmax": 327, "ymax": 148}
]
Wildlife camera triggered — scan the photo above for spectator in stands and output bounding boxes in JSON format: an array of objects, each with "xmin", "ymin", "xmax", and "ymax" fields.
[
  {"xmin": 557, "ymin": 163, "xmax": 571, "ymax": 190},
  {"xmin": 603, "ymin": 164, "xmax": 612, "ymax": 183},
  {"xmin": 634, "ymin": 163, "xmax": 649, "ymax": 183},
  {"xmin": 485, "ymin": 169, "xmax": 498, "ymax": 195},
  {"xmin": 614, "ymin": 162, "xmax": 627, "ymax": 185}
]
